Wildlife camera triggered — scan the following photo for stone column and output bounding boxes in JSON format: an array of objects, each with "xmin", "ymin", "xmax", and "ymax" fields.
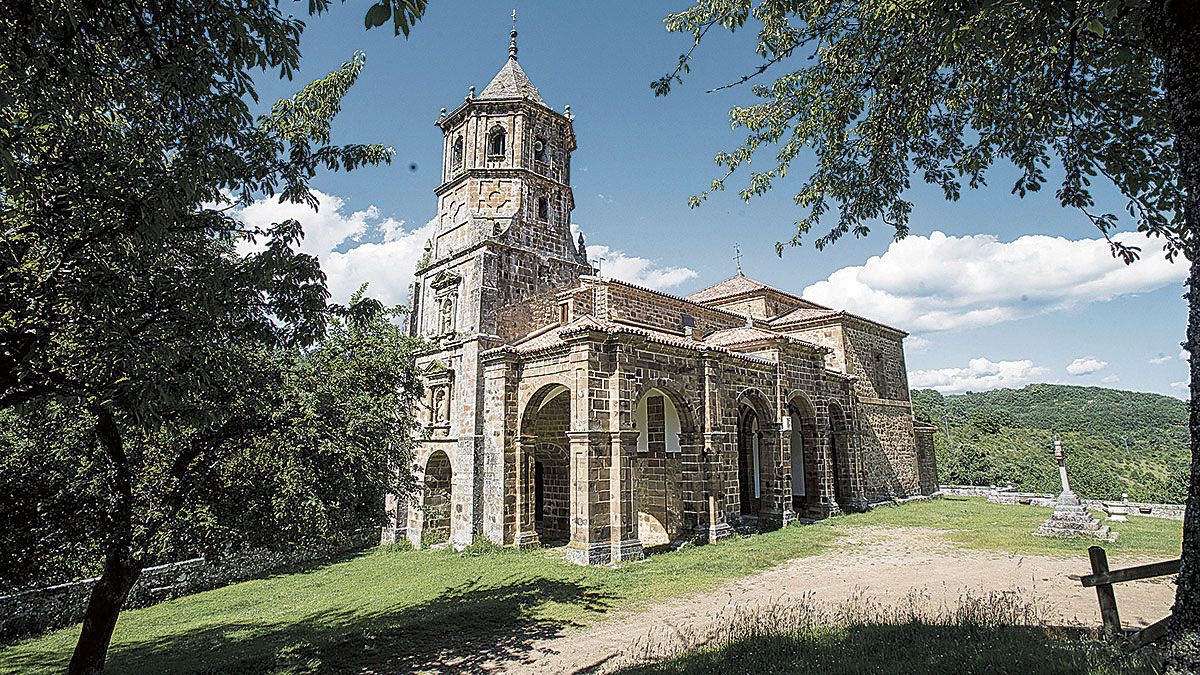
[
  {"xmin": 775, "ymin": 426, "xmax": 797, "ymax": 527},
  {"xmin": 513, "ymin": 435, "xmax": 540, "ymax": 549},
  {"xmin": 678, "ymin": 431, "xmax": 704, "ymax": 538},
  {"xmin": 818, "ymin": 425, "xmax": 842, "ymax": 518},
  {"xmin": 565, "ymin": 430, "xmax": 612, "ymax": 565},
  {"xmin": 610, "ymin": 430, "xmax": 644, "ymax": 562},
  {"xmin": 703, "ymin": 430, "xmax": 734, "ymax": 541}
]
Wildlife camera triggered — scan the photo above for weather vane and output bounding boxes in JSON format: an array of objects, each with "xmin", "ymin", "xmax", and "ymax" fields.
[{"xmin": 733, "ymin": 243, "xmax": 743, "ymax": 276}]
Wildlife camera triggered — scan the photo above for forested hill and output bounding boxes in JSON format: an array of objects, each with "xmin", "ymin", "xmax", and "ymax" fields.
[{"xmin": 911, "ymin": 384, "xmax": 1189, "ymax": 503}]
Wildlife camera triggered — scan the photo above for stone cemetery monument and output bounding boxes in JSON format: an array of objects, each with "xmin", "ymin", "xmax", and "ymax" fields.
[{"xmin": 1034, "ymin": 438, "xmax": 1116, "ymax": 540}]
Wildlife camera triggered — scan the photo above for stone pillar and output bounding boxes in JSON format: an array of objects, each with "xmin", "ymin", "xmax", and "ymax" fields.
[
  {"xmin": 703, "ymin": 431, "xmax": 734, "ymax": 541},
  {"xmin": 379, "ymin": 491, "xmax": 407, "ymax": 545},
  {"xmin": 565, "ymin": 430, "xmax": 612, "ymax": 565},
  {"xmin": 678, "ymin": 431, "xmax": 704, "ymax": 538},
  {"xmin": 513, "ymin": 435, "xmax": 540, "ymax": 549},
  {"xmin": 610, "ymin": 430, "xmax": 644, "ymax": 562},
  {"xmin": 818, "ymin": 427, "xmax": 842, "ymax": 518},
  {"xmin": 775, "ymin": 427, "xmax": 797, "ymax": 527}
]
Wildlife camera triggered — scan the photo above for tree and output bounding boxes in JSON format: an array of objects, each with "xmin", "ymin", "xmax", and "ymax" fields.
[
  {"xmin": 0, "ymin": 1, "xmax": 431, "ymax": 671},
  {"xmin": 655, "ymin": 0, "xmax": 1200, "ymax": 667},
  {"xmin": 0, "ymin": 290, "xmax": 424, "ymax": 594}
]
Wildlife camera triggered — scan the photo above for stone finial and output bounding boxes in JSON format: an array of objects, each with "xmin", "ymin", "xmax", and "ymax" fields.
[
  {"xmin": 467, "ymin": 85, "xmax": 476, "ymax": 101},
  {"xmin": 564, "ymin": 104, "xmax": 573, "ymax": 121},
  {"xmin": 577, "ymin": 231, "xmax": 587, "ymax": 257}
]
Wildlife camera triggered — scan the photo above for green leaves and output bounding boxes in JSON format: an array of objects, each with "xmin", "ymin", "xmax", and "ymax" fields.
[
  {"xmin": 659, "ymin": 0, "xmax": 1178, "ymax": 261},
  {"xmin": 362, "ymin": 0, "xmax": 429, "ymax": 37}
]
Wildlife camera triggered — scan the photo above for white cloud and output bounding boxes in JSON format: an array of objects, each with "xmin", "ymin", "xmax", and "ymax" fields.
[
  {"xmin": 1181, "ymin": 349, "xmax": 1191, "ymax": 361},
  {"xmin": 234, "ymin": 194, "xmax": 699, "ymax": 307},
  {"xmin": 1171, "ymin": 381, "xmax": 1188, "ymax": 391},
  {"xmin": 906, "ymin": 336, "xmax": 934, "ymax": 353},
  {"xmin": 572, "ymin": 224, "xmax": 698, "ymax": 291},
  {"xmin": 802, "ymin": 230, "xmax": 1184, "ymax": 332},
  {"xmin": 237, "ymin": 190, "xmax": 434, "ymax": 306},
  {"xmin": 1149, "ymin": 354, "xmax": 1173, "ymax": 365},
  {"xmin": 908, "ymin": 357, "xmax": 1052, "ymax": 394},
  {"xmin": 1066, "ymin": 356, "xmax": 1108, "ymax": 376},
  {"xmin": 1101, "ymin": 374, "xmax": 1120, "ymax": 384}
]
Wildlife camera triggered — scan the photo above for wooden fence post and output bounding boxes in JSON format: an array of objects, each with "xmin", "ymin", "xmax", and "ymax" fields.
[{"xmin": 1089, "ymin": 546, "xmax": 1121, "ymax": 637}]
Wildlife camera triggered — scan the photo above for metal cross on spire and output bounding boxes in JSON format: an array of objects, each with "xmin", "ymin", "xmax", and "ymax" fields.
[
  {"xmin": 509, "ymin": 10, "xmax": 518, "ymax": 60},
  {"xmin": 733, "ymin": 243, "xmax": 744, "ymax": 276}
]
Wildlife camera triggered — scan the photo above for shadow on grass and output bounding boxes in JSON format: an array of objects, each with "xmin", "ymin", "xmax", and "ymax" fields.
[
  {"xmin": 617, "ymin": 624, "xmax": 1161, "ymax": 675},
  {"xmin": 4, "ymin": 574, "xmax": 612, "ymax": 674}
]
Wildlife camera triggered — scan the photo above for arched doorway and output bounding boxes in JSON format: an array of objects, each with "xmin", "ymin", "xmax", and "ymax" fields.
[
  {"xmin": 787, "ymin": 396, "xmax": 820, "ymax": 514},
  {"xmin": 634, "ymin": 387, "xmax": 688, "ymax": 545},
  {"xmin": 423, "ymin": 450, "xmax": 453, "ymax": 545},
  {"xmin": 737, "ymin": 404, "xmax": 763, "ymax": 518},
  {"xmin": 521, "ymin": 384, "xmax": 572, "ymax": 545}
]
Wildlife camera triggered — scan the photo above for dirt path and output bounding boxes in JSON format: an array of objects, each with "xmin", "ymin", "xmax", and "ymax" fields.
[{"xmin": 501, "ymin": 527, "xmax": 1177, "ymax": 673}]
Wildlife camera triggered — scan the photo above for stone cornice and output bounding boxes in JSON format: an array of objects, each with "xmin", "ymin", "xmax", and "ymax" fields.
[{"xmin": 434, "ymin": 166, "xmax": 573, "ymax": 197}]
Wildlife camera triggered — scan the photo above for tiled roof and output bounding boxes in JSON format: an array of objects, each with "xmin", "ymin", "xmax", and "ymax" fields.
[
  {"xmin": 686, "ymin": 275, "xmax": 775, "ymax": 303},
  {"xmin": 703, "ymin": 326, "xmax": 821, "ymax": 351},
  {"xmin": 485, "ymin": 315, "xmax": 776, "ymax": 365},
  {"xmin": 768, "ymin": 306, "xmax": 841, "ymax": 325},
  {"xmin": 767, "ymin": 305, "xmax": 908, "ymax": 336},
  {"xmin": 479, "ymin": 57, "xmax": 546, "ymax": 105}
]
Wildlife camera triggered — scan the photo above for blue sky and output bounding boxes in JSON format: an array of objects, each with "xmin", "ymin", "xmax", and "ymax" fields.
[{"xmin": 239, "ymin": 1, "xmax": 1189, "ymax": 398}]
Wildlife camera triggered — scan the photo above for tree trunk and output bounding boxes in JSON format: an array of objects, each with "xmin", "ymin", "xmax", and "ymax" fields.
[
  {"xmin": 66, "ymin": 550, "xmax": 142, "ymax": 675},
  {"xmin": 1162, "ymin": 5, "xmax": 1200, "ymax": 672},
  {"xmin": 69, "ymin": 406, "xmax": 142, "ymax": 674}
]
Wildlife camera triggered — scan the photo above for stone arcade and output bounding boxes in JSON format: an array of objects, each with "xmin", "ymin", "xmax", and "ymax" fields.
[{"xmin": 380, "ymin": 29, "xmax": 939, "ymax": 565}]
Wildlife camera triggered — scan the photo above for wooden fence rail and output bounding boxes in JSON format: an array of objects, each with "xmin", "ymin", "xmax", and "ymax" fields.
[{"xmin": 1079, "ymin": 546, "xmax": 1179, "ymax": 651}]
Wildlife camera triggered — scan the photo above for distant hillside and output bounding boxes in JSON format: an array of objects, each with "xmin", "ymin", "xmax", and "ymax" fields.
[{"xmin": 911, "ymin": 384, "xmax": 1189, "ymax": 503}]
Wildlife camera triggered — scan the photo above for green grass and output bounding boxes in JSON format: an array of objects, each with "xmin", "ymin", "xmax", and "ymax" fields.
[
  {"xmin": 0, "ymin": 522, "xmax": 839, "ymax": 674},
  {"xmin": 0, "ymin": 498, "xmax": 1182, "ymax": 674},
  {"xmin": 842, "ymin": 496, "xmax": 1184, "ymax": 560}
]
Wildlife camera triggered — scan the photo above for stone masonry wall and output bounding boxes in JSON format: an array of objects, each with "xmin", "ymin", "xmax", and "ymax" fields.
[{"xmin": 595, "ymin": 278, "xmax": 744, "ymax": 337}]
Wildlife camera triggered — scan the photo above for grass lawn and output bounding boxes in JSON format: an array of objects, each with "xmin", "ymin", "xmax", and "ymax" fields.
[
  {"xmin": 0, "ymin": 498, "xmax": 1181, "ymax": 674},
  {"xmin": 842, "ymin": 496, "xmax": 1184, "ymax": 560}
]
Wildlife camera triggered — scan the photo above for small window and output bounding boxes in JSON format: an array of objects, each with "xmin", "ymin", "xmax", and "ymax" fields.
[
  {"xmin": 559, "ymin": 302, "xmax": 570, "ymax": 324},
  {"xmin": 488, "ymin": 128, "xmax": 506, "ymax": 156},
  {"xmin": 534, "ymin": 137, "xmax": 549, "ymax": 163},
  {"xmin": 451, "ymin": 136, "xmax": 463, "ymax": 170},
  {"xmin": 537, "ymin": 196, "xmax": 549, "ymax": 221}
]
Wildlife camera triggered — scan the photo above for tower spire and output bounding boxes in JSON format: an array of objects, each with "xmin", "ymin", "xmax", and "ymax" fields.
[{"xmin": 509, "ymin": 10, "xmax": 518, "ymax": 60}]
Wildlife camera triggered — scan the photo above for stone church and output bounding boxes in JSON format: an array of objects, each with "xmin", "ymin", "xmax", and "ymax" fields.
[{"xmin": 381, "ymin": 29, "xmax": 938, "ymax": 565}]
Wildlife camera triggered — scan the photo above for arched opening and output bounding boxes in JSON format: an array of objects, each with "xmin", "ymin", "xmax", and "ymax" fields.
[
  {"xmin": 537, "ymin": 195, "xmax": 549, "ymax": 221},
  {"xmin": 736, "ymin": 403, "xmax": 763, "ymax": 518},
  {"xmin": 521, "ymin": 384, "xmax": 571, "ymax": 545},
  {"xmin": 488, "ymin": 127, "xmax": 506, "ymax": 157},
  {"xmin": 634, "ymin": 387, "xmax": 687, "ymax": 545},
  {"xmin": 422, "ymin": 450, "xmax": 453, "ymax": 545},
  {"xmin": 787, "ymin": 396, "xmax": 821, "ymax": 514},
  {"xmin": 451, "ymin": 135, "xmax": 463, "ymax": 170},
  {"xmin": 828, "ymin": 401, "xmax": 853, "ymax": 509},
  {"xmin": 533, "ymin": 136, "xmax": 549, "ymax": 163}
]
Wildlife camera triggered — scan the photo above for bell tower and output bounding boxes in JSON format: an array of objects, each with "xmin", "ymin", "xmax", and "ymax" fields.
[{"xmin": 409, "ymin": 21, "xmax": 591, "ymax": 341}]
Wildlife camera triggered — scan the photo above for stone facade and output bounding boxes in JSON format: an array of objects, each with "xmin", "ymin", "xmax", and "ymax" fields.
[{"xmin": 381, "ymin": 34, "xmax": 937, "ymax": 564}]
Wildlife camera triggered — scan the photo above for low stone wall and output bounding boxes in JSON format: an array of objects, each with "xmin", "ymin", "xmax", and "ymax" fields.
[
  {"xmin": 0, "ymin": 529, "xmax": 378, "ymax": 643},
  {"xmin": 939, "ymin": 485, "xmax": 1186, "ymax": 521}
]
